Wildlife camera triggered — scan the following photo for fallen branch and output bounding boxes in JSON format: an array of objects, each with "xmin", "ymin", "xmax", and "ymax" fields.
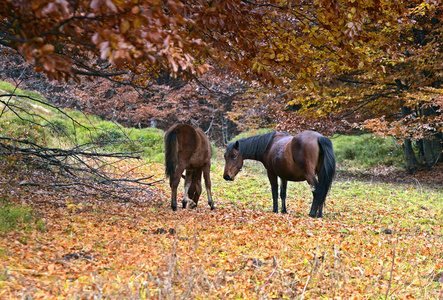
[{"xmin": 0, "ymin": 137, "xmax": 161, "ymax": 203}]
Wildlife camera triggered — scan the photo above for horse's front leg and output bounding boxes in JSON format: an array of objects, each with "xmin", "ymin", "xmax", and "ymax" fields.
[
  {"xmin": 267, "ymin": 172, "xmax": 279, "ymax": 213},
  {"xmin": 316, "ymin": 203, "xmax": 324, "ymax": 218},
  {"xmin": 203, "ymin": 163, "xmax": 214, "ymax": 210},
  {"xmin": 280, "ymin": 179, "xmax": 288, "ymax": 213}
]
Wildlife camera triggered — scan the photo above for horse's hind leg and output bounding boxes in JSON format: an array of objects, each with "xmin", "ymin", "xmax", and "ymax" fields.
[
  {"xmin": 280, "ymin": 179, "xmax": 288, "ymax": 213},
  {"xmin": 202, "ymin": 163, "xmax": 214, "ymax": 210},
  {"xmin": 182, "ymin": 170, "xmax": 194, "ymax": 208},
  {"xmin": 170, "ymin": 164, "xmax": 186, "ymax": 211},
  {"xmin": 170, "ymin": 172, "xmax": 182, "ymax": 211},
  {"xmin": 187, "ymin": 169, "xmax": 202, "ymax": 209},
  {"xmin": 306, "ymin": 174, "xmax": 321, "ymax": 218}
]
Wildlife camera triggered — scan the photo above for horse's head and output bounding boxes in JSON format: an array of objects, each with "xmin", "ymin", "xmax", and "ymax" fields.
[{"xmin": 223, "ymin": 141, "xmax": 243, "ymax": 181}]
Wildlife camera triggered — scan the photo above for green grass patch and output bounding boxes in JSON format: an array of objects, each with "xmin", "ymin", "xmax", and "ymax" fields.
[
  {"xmin": 210, "ymin": 157, "xmax": 443, "ymax": 239},
  {"xmin": 0, "ymin": 81, "xmax": 165, "ymax": 162},
  {"xmin": 0, "ymin": 81, "xmax": 45, "ymax": 101},
  {"xmin": 332, "ymin": 133, "xmax": 404, "ymax": 170},
  {"xmin": 0, "ymin": 199, "xmax": 42, "ymax": 233}
]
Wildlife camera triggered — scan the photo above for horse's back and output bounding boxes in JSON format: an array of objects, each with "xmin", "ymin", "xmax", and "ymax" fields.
[
  {"xmin": 291, "ymin": 131, "xmax": 322, "ymax": 155},
  {"xmin": 167, "ymin": 124, "xmax": 211, "ymax": 168},
  {"xmin": 266, "ymin": 131, "xmax": 322, "ymax": 181},
  {"xmin": 291, "ymin": 131, "xmax": 322, "ymax": 170}
]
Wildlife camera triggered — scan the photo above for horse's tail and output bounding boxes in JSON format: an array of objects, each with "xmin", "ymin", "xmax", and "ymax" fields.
[
  {"xmin": 164, "ymin": 130, "xmax": 179, "ymax": 178},
  {"xmin": 315, "ymin": 136, "xmax": 336, "ymax": 208}
]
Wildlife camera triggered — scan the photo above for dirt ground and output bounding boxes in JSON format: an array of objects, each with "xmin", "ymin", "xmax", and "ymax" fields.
[{"xmin": 336, "ymin": 162, "xmax": 443, "ymax": 188}]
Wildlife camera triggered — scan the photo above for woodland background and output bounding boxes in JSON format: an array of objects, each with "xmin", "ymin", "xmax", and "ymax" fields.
[
  {"xmin": 0, "ymin": 0, "xmax": 443, "ymax": 299},
  {"xmin": 1, "ymin": 0, "xmax": 442, "ymax": 164}
]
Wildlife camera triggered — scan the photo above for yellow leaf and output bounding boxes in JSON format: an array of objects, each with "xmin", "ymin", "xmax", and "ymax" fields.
[
  {"xmin": 40, "ymin": 44, "xmax": 54, "ymax": 54},
  {"xmin": 252, "ymin": 61, "xmax": 258, "ymax": 70},
  {"xmin": 120, "ymin": 20, "xmax": 130, "ymax": 34}
]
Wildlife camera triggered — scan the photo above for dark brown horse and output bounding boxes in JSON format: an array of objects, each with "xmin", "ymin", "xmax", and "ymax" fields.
[
  {"xmin": 223, "ymin": 131, "xmax": 335, "ymax": 218},
  {"xmin": 164, "ymin": 123, "xmax": 214, "ymax": 211}
]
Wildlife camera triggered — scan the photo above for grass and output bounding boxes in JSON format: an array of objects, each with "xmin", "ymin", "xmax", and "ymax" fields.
[
  {"xmin": 0, "ymin": 81, "xmax": 165, "ymax": 162},
  {"xmin": 0, "ymin": 81, "xmax": 46, "ymax": 102},
  {"xmin": 332, "ymin": 133, "xmax": 404, "ymax": 171},
  {"xmin": 0, "ymin": 198, "xmax": 43, "ymax": 233},
  {"xmin": 2, "ymin": 162, "xmax": 441, "ymax": 298}
]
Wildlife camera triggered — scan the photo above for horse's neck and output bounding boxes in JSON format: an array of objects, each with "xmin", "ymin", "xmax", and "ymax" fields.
[
  {"xmin": 240, "ymin": 146, "xmax": 264, "ymax": 162},
  {"xmin": 239, "ymin": 133, "xmax": 274, "ymax": 162}
]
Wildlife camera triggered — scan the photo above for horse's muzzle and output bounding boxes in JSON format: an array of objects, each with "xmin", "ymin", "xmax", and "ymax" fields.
[{"xmin": 223, "ymin": 174, "xmax": 233, "ymax": 181}]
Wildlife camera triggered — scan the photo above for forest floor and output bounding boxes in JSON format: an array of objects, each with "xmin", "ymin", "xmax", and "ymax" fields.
[
  {"xmin": 0, "ymin": 156, "xmax": 442, "ymax": 299},
  {"xmin": 337, "ymin": 162, "xmax": 443, "ymax": 187}
]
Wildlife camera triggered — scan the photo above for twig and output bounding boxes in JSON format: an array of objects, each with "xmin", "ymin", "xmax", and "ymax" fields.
[
  {"xmin": 385, "ymin": 235, "xmax": 398, "ymax": 300},
  {"xmin": 300, "ymin": 275, "xmax": 311, "ymax": 300},
  {"xmin": 260, "ymin": 256, "xmax": 278, "ymax": 292},
  {"xmin": 0, "ymin": 137, "xmax": 141, "ymax": 159},
  {"xmin": 332, "ymin": 244, "xmax": 340, "ymax": 298},
  {"xmin": 301, "ymin": 245, "xmax": 318, "ymax": 300}
]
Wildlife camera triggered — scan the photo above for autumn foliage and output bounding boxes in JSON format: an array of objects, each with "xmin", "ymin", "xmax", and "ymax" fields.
[{"xmin": 1, "ymin": 1, "xmax": 442, "ymax": 156}]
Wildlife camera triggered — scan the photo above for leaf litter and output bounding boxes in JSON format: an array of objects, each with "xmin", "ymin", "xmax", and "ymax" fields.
[{"xmin": 0, "ymin": 158, "xmax": 442, "ymax": 299}]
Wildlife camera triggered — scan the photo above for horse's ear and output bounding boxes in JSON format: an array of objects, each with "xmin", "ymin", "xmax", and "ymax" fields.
[{"xmin": 234, "ymin": 141, "xmax": 239, "ymax": 149}]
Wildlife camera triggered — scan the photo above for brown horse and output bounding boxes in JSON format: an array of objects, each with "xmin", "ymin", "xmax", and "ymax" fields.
[
  {"xmin": 223, "ymin": 131, "xmax": 335, "ymax": 218},
  {"xmin": 164, "ymin": 123, "xmax": 214, "ymax": 211}
]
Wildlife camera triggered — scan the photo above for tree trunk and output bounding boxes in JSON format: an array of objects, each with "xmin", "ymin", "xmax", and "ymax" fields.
[
  {"xmin": 401, "ymin": 106, "xmax": 419, "ymax": 173},
  {"xmin": 419, "ymin": 104, "xmax": 442, "ymax": 168},
  {"xmin": 422, "ymin": 138, "xmax": 442, "ymax": 167}
]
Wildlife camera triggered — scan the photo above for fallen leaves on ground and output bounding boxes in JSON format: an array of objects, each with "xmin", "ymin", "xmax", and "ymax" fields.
[{"xmin": 0, "ymin": 160, "xmax": 442, "ymax": 299}]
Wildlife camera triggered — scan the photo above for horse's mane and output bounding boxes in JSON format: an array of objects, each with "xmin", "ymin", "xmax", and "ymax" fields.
[{"xmin": 232, "ymin": 132, "xmax": 277, "ymax": 161}]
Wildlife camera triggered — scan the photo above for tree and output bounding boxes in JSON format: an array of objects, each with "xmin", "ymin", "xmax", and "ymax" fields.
[
  {"xmin": 1, "ymin": 0, "xmax": 442, "ymax": 171},
  {"xmin": 0, "ymin": 1, "xmax": 414, "ymax": 84},
  {"xmin": 274, "ymin": 1, "xmax": 443, "ymax": 172}
]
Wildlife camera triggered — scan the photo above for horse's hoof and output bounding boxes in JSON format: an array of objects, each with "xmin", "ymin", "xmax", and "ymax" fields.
[
  {"xmin": 182, "ymin": 202, "xmax": 187, "ymax": 209},
  {"xmin": 281, "ymin": 209, "xmax": 287, "ymax": 214},
  {"xmin": 171, "ymin": 206, "xmax": 177, "ymax": 211}
]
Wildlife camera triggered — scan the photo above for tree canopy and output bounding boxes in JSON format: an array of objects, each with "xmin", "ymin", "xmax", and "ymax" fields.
[
  {"xmin": 1, "ymin": 0, "xmax": 442, "ymax": 168},
  {"xmin": 1, "ymin": 0, "xmax": 416, "ymax": 83}
]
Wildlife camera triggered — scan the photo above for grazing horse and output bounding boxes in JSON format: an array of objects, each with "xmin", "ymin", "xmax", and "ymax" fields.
[
  {"xmin": 164, "ymin": 123, "xmax": 214, "ymax": 211},
  {"xmin": 223, "ymin": 131, "xmax": 335, "ymax": 218}
]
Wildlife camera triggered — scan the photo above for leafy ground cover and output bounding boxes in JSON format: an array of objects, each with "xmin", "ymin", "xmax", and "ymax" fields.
[{"xmin": 0, "ymin": 152, "xmax": 442, "ymax": 299}]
